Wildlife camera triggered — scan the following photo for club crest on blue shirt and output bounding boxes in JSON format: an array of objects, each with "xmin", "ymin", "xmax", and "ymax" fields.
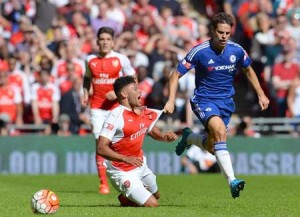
[{"xmin": 229, "ymin": 55, "xmax": 236, "ymax": 63}]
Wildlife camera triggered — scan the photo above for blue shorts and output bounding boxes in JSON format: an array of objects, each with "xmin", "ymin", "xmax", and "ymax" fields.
[{"xmin": 190, "ymin": 98, "xmax": 235, "ymax": 130}]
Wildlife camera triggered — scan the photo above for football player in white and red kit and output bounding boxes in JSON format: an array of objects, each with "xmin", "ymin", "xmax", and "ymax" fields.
[
  {"xmin": 82, "ymin": 27, "xmax": 136, "ymax": 194},
  {"xmin": 97, "ymin": 76, "xmax": 178, "ymax": 207},
  {"xmin": 31, "ymin": 69, "xmax": 60, "ymax": 134},
  {"xmin": 0, "ymin": 70, "xmax": 23, "ymax": 126}
]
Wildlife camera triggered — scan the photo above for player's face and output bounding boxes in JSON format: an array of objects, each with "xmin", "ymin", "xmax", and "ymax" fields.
[
  {"xmin": 97, "ymin": 33, "xmax": 114, "ymax": 55},
  {"xmin": 212, "ymin": 23, "xmax": 231, "ymax": 51},
  {"xmin": 125, "ymin": 83, "xmax": 142, "ymax": 107}
]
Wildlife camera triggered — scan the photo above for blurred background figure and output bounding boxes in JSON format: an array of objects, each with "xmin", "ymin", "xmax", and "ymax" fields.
[
  {"xmin": 181, "ymin": 145, "xmax": 220, "ymax": 175},
  {"xmin": 31, "ymin": 69, "xmax": 60, "ymax": 135},
  {"xmin": 60, "ymin": 76, "xmax": 89, "ymax": 135},
  {"xmin": 0, "ymin": 113, "xmax": 11, "ymax": 136},
  {"xmin": 0, "ymin": 68, "xmax": 23, "ymax": 127},
  {"xmin": 136, "ymin": 65, "xmax": 154, "ymax": 106},
  {"xmin": 287, "ymin": 67, "xmax": 300, "ymax": 137},
  {"xmin": 235, "ymin": 116, "xmax": 261, "ymax": 138},
  {"xmin": 56, "ymin": 113, "xmax": 71, "ymax": 136}
]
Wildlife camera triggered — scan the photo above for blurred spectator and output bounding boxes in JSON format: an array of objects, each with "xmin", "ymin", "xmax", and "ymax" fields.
[
  {"xmin": 51, "ymin": 42, "xmax": 84, "ymax": 79},
  {"xmin": 286, "ymin": 9, "xmax": 300, "ymax": 50},
  {"xmin": 106, "ymin": 0, "xmax": 126, "ymax": 33},
  {"xmin": 57, "ymin": 60, "xmax": 78, "ymax": 94},
  {"xmin": 57, "ymin": 113, "xmax": 71, "ymax": 136},
  {"xmin": 150, "ymin": 0, "xmax": 182, "ymax": 17},
  {"xmin": 90, "ymin": 1, "xmax": 122, "ymax": 36},
  {"xmin": 178, "ymin": 71, "xmax": 195, "ymax": 127},
  {"xmin": 235, "ymin": 116, "xmax": 260, "ymax": 137},
  {"xmin": 136, "ymin": 65, "xmax": 154, "ymax": 106},
  {"xmin": 126, "ymin": 38, "xmax": 149, "ymax": 68},
  {"xmin": 0, "ymin": 70, "xmax": 23, "ymax": 126},
  {"xmin": 0, "ymin": 32, "xmax": 10, "ymax": 60},
  {"xmin": 7, "ymin": 56, "xmax": 31, "ymax": 105},
  {"xmin": 287, "ymin": 67, "xmax": 300, "ymax": 136},
  {"xmin": 195, "ymin": 21, "xmax": 210, "ymax": 45},
  {"xmin": 181, "ymin": 145, "xmax": 220, "ymax": 174},
  {"xmin": 0, "ymin": 113, "xmax": 10, "ymax": 136},
  {"xmin": 275, "ymin": 36, "xmax": 300, "ymax": 64},
  {"xmin": 144, "ymin": 34, "xmax": 170, "ymax": 79},
  {"xmin": 62, "ymin": 0, "xmax": 90, "ymax": 26},
  {"xmin": 148, "ymin": 65, "xmax": 180, "ymax": 129},
  {"xmin": 163, "ymin": 12, "xmax": 193, "ymax": 47},
  {"xmin": 31, "ymin": 69, "xmax": 60, "ymax": 134},
  {"xmin": 34, "ymin": 0, "xmax": 57, "ymax": 33},
  {"xmin": 60, "ymin": 76, "xmax": 89, "ymax": 134},
  {"xmin": 271, "ymin": 38, "xmax": 298, "ymax": 117},
  {"xmin": 2, "ymin": 0, "xmax": 27, "ymax": 33},
  {"xmin": 250, "ymin": 12, "xmax": 277, "ymax": 84},
  {"xmin": 69, "ymin": 11, "xmax": 89, "ymax": 39}
]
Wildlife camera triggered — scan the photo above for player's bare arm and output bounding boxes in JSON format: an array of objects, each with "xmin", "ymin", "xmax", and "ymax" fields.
[
  {"xmin": 243, "ymin": 66, "xmax": 270, "ymax": 111},
  {"xmin": 82, "ymin": 76, "xmax": 91, "ymax": 106},
  {"xmin": 16, "ymin": 102, "xmax": 23, "ymax": 126},
  {"xmin": 105, "ymin": 90, "xmax": 117, "ymax": 101},
  {"xmin": 164, "ymin": 70, "xmax": 181, "ymax": 114},
  {"xmin": 97, "ymin": 136, "xmax": 143, "ymax": 167},
  {"xmin": 148, "ymin": 126, "xmax": 178, "ymax": 142}
]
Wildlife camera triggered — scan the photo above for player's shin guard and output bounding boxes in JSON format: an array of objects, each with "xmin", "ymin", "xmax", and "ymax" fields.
[
  {"xmin": 214, "ymin": 142, "xmax": 235, "ymax": 185},
  {"xmin": 96, "ymin": 154, "xmax": 108, "ymax": 186}
]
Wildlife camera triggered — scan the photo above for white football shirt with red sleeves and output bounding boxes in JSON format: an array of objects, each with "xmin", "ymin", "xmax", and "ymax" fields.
[
  {"xmin": 0, "ymin": 85, "xmax": 22, "ymax": 122},
  {"xmin": 84, "ymin": 51, "xmax": 135, "ymax": 110},
  {"xmin": 8, "ymin": 69, "xmax": 31, "ymax": 104},
  {"xmin": 100, "ymin": 105, "xmax": 163, "ymax": 171},
  {"xmin": 51, "ymin": 58, "xmax": 84, "ymax": 79},
  {"xmin": 31, "ymin": 83, "xmax": 61, "ymax": 121}
]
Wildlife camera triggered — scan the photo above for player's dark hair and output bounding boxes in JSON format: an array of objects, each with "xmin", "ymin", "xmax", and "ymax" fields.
[
  {"xmin": 97, "ymin": 27, "xmax": 115, "ymax": 38},
  {"xmin": 113, "ymin": 76, "xmax": 136, "ymax": 97},
  {"xmin": 211, "ymin": 12, "xmax": 234, "ymax": 29}
]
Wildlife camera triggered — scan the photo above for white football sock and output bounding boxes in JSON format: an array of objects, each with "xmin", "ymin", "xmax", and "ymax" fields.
[
  {"xmin": 214, "ymin": 142, "xmax": 235, "ymax": 185},
  {"xmin": 187, "ymin": 133, "xmax": 207, "ymax": 150}
]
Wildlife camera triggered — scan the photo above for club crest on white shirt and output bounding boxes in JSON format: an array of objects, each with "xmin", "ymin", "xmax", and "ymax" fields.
[{"xmin": 112, "ymin": 60, "xmax": 119, "ymax": 67}]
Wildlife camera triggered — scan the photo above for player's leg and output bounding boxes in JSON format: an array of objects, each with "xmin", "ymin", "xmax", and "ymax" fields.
[
  {"xmin": 207, "ymin": 116, "xmax": 236, "ymax": 184},
  {"xmin": 208, "ymin": 116, "xmax": 245, "ymax": 198},
  {"xmin": 140, "ymin": 159, "xmax": 159, "ymax": 206},
  {"xmin": 174, "ymin": 101, "xmax": 216, "ymax": 155},
  {"xmin": 175, "ymin": 128, "xmax": 207, "ymax": 156},
  {"xmin": 90, "ymin": 109, "xmax": 110, "ymax": 194}
]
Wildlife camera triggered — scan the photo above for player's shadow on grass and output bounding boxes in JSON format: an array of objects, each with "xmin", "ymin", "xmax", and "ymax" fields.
[
  {"xmin": 61, "ymin": 204, "xmax": 187, "ymax": 208},
  {"xmin": 61, "ymin": 204, "xmax": 120, "ymax": 208},
  {"xmin": 57, "ymin": 190, "xmax": 98, "ymax": 194}
]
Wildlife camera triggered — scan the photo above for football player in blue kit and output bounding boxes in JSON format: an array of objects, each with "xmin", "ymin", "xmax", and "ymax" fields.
[{"xmin": 164, "ymin": 12, "xmax": 270, "ymax": 198}]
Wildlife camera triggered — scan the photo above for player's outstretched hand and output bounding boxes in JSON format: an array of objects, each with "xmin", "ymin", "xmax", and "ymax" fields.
[
  {"xmin": 164, "ymin": 132, "xmax": 178, "ymax": 142},
  {"xmin": 163, "ymin": 100, "xmax": 175, "ymax": 114},
  {"xmin": 259, "ymin": 94, "xmax": 270, "ymax": 111},
  {"xmin": 123, "ymin": 156, "xmax": 143, "ymax": 167}
]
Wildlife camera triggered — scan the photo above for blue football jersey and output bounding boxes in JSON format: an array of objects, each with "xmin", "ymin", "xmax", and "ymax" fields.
[{"xmin": 177, "ymin": 40, "xmax": 252, "ymax": 102}]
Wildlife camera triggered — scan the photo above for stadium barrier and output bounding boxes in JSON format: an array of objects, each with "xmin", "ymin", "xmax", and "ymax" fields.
[
  {"xmin": 5, "ymin": 117, "xmax": 300, "ymax": 136},
  {"xmin": 0, "ymin": 135, "xmax": 299, "ymax": 175}
]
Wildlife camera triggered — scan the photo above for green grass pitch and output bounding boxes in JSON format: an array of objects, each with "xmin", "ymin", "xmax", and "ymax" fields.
[{"xmin": 0, "ymin": 174, "xmax": 299, "ymax": 217}]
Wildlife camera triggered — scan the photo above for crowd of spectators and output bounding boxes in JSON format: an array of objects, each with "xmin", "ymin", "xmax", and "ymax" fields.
[{"xmin": 0, "ymin": 0, "xmax": 299, "ymax": 137}]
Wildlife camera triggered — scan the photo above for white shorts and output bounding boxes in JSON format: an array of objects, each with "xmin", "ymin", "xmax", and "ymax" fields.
[
  {"xmin": 106, "ymin": 157, "xmax": 158, "ymax": 206},
  {"xmin": 90, "ymin": 109, "xmax": 110, "ymax": 139}
]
